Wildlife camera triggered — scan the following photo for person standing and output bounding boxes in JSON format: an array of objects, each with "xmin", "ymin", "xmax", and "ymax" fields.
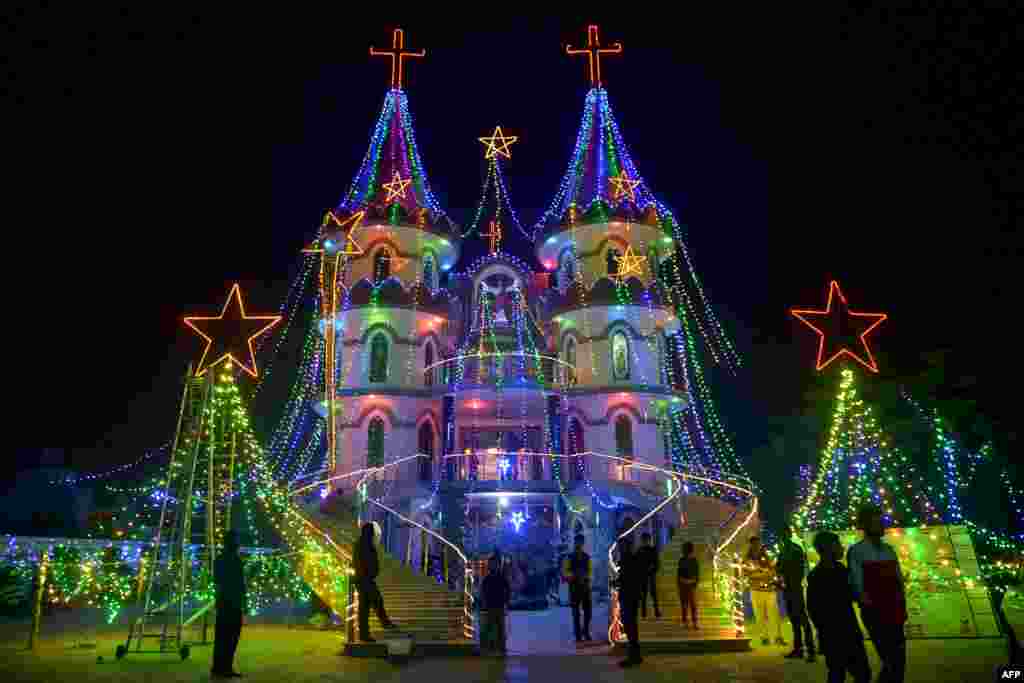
[
  {"xmin": 777, "ymin": 525, "xmax": 816, "ymax": 662},
  {"xmin": 847, "ymin": 505, "xmax": 907, "ymax": 683},
  {"xmin": 746, "ymin": 536, "xmax": 785, "ymax": 647},
  {"xmin": 676, "ymin": 541, "xmax": 699, "ymax": 629},
  {"xmin": 562, "ymin": 533, "xmax": 593, "ymax": 642},
  {"xmin": 635, "ymin": 532, "xmax": 662, "ymax": 619},
  {"xmin": 615, "ymin": 518, "xmax": 643, "ymax": 668},
  {"xmin": 481, "ymin": 556, "xmax": 510, "ymax": 655},
  {"xmin": 211, "ymin": 530, "xmax": 245, "ymax": 679},
  {"xmin": 353, "ymin": 522, "xmax": 397, "ymax": 642},
  {"xmin": 807, "ymin": 531, "xmax": 871, "ymax": 683}
]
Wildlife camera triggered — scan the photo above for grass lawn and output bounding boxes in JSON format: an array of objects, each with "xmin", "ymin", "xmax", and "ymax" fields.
[{"xmin": 0, "ymin": 620, "xmax": 1011, "ymax": 682}]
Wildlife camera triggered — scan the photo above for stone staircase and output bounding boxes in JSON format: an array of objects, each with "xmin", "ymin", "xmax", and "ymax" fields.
[
  {"xmin": 635, "ymin": 537, "xmax": 737, "ymax": 640},
  {"xmin": 611, "ymin": 495, "xmax": 758, "ymax": 651},
  {"xmin": 300, "ymin": 497, "xmax": 470, "ymax": 644}
]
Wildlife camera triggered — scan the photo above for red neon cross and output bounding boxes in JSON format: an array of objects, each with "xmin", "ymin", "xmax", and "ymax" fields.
[
  {"xmin": 370, "ymin": 28, "xmax": 426, "ymax": 90},
  {"xmin": 566, "ymin": 25, "xmax": 623, "ymax": 88}
]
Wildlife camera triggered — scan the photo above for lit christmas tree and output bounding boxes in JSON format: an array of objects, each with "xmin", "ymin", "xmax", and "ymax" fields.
[{"xmin": 793, "ymin": 367, "xmax": 937, "ymax": 532}]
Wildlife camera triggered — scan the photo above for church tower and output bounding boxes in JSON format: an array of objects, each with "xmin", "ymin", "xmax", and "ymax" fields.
[
  {"xmin": 537, "ymin": 27, "xmax": 682, "ymax": 501},
  {"xmin": 309, "ymin": 29, "xmax": 458, "ymax": 503}
]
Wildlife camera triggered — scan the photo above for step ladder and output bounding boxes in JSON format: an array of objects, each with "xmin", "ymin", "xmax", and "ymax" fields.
[{"xmin": 117, "ymin": 366, "xmax": 238, "ymax": 659}]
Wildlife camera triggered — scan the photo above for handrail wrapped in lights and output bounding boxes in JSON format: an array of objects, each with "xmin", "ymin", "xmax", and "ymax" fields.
[
  {"xmin": 369, "ymin": 499, "xmax": 476, "ymax": 640},
  {"xmin": 601, "ymin": 454, "xmax": 759, "ymax": 644},
  {"xmin": 289, "ymin": 453, "xmax": 475, "ymax": 640}
]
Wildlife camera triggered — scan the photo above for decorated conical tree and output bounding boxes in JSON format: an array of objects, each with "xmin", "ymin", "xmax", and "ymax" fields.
[
  {"xmin": 793, "ymin": 367, "xmax": 938, "ymax": 532},
  {"xmin": 790, "ymin": 281, "xmax": 937, "ymax": 531}
]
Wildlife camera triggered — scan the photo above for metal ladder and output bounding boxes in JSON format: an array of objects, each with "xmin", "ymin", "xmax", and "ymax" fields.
[{"xmin": 118, "ymin": 367, "xmax": 226, "ymax": 659}]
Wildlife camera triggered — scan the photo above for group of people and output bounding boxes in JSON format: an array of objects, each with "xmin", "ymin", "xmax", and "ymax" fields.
[
  {"xmin": 479, "ymin": 524, "xmax": 701, "ymax": 667},
  {"xmin": 479, "ymin": 533, "xmax": 595, "ymax": 655},
  {"xmin": 209, "ymin": 503, "xmax": 906, "ymax": 680},
  {"xmin": 745, "ymin": 504, "xmax": 907, "ymax": 683}
]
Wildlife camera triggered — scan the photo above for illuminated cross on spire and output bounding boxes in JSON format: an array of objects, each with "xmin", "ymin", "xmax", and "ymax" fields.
[
  {"xmin": 370, "ymin": 28, "xmax": 426, "ymax": 90},
  {"xmin": 566, "ymin": 25, "xmax": 622, "ymax": 88},
  {"xmin": 482, "ymin": 220, "xmax": 503, "ymax": 254}
]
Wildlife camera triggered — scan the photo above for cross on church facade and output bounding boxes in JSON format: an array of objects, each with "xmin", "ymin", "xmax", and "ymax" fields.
[
  {"xmin": 566, "ymin": 25, "xmax": 622, "ymax": 88},
  {"xmin": 370, "ymin": 28, "xmax": 425, "ymax": 90}
]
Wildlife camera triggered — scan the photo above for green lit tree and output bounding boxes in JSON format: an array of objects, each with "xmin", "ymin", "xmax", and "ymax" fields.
[{"xmin": 793, "ymin": 366, "xmax": 937, "ymax": 532}]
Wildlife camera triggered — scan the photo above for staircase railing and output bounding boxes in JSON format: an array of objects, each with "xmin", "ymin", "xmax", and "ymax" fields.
[
  {"xmin": 290, "ymin": 453, "xmax": 475, "ymax": 640},
  {"xmin": 604, "ymin": 454, "xmax": 686, "ymax": 644},
  {"xmin": 605, "ymin": 458, "xmax": 759, "ymax": 643},
  {"xmin": 712, "ymin": 494, "xmax": 759, "ymax": 637},
  {"xmin": 370, "ymin": 499, "xmax": 475, "ymax": 640}
]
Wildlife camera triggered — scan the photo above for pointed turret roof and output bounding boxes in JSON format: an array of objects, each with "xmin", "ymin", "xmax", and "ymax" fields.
[
  {"xmin": 334, "ymin": 88, "xmax": 455, "ymax": 235},
  {"xmin": 534, "ymin": 88, "xmax": 661, "ymax": 234}
]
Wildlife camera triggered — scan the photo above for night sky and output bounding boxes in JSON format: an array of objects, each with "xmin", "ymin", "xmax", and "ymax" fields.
[{"xmin": 9, "ymin": 10, "xmax": 1021, "ymax": 522}]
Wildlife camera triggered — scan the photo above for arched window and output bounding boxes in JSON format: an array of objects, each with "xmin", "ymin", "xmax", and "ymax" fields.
[
  {"xmin": 374, "ymin": 248, "xmax": 392, "ymax": 283},
  {"xmin": 424, "ymin": 342, "xmax": 434, "ymax": 387},
  {"xmin": 607, "ymin": 248, "xmax": 622, "ymax": 276},
  {"xmin": 564, "ymin": 336, "xmax": 577, "ymax": 386},
  {"xmin": 611, "ymin": 331, "xmax": 630, "ymax": 380},
  {"xmin": 423, "ymin": 252, "xmax": 436, "ymax": 290},
  {"xmin": 568, "ymin": 417, "xmax": 586, "ymax": 481},
  {"xmin": 367, "ymin": 417, "xmax": 385, "ymax": 468},
  {"xmin": 418, "ymin": 422, "xmax": 434, "ymax": 481},
  {"xmin": 615, "ymin": 414, "xmax": 633, "ymax": 480},
  {"xmin": 369, "ymin": 333, "xmax": 388, "ymax": 383}
]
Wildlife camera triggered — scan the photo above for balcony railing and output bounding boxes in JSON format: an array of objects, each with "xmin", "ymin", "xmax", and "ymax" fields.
[
  {"xmin": 425, "ymin": 352, "xmax": 570, "ymax": 390},
  {"xmin": 438, "ymin": 450, "xmax": 645, "ymax": 484}
]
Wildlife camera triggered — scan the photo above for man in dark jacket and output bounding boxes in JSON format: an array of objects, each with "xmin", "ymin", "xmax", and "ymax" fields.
[
  {"xmin": 212, "ymin": 530, "xmax": 245, "ymax": 679},
  {"xmin": 353, "ymin": 522, "xmax": 396, "ymax": 642},
  {"xmin": 777, "ymin": 524, "xmax": 816, "ymax": 662},
  {"xmin": 562, "ymin": 533, "xmax": 592, "ymax": 641},
  {"xmin": 634, "ymin": 532, "xmax": 661, "ymax": 618},
  {"xmin": 481, "ymin": 556, "xmax": 510, "ymax": 655},
  {"xmin": 615, "ymin": 518, "xmax": 643, "ymax": 668},
  {"xmin": 807, "ymin": 531, "xmax": 871, "ymax": 683}
]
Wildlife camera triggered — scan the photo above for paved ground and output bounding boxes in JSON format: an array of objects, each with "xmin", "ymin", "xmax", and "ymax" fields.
[
  {"xmin": 0, "ymin": 614, "xmax": 1011, "ymax": 682},
  {"xmin": 506, "ymin": 602, "xmax": 611, "ymax": 654}
]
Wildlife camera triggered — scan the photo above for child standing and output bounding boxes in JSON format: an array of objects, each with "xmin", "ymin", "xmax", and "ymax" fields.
[
  {"xmin": 807, "ymin": 532, "xmax": 871, "ymax": 683},
  {"xmin": 676, "ymin": 541, "xmax": 699, "ymax": 629}
]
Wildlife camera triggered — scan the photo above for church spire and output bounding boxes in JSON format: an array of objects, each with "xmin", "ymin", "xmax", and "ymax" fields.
[
  {"xmin": 333, "ymin": 29, "xmax": 453, "ymax": 234},
  {"xmin": 535, "ymin": 87, "xmax": 657, "ymax": 231}
]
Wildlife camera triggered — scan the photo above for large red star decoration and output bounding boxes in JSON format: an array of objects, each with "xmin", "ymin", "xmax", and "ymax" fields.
[
  {"xmin": 184, "ymin": 284, "xmax": 282, "ymax": 378},
  {"xmin": 791, "ymin": 280, "xmax": 887, "ymax": 373}
]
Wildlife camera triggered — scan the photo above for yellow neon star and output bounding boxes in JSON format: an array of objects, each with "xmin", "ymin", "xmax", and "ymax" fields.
[
  {"xmin": 302, "ymin": 211, "xmax": 365, "ymax": 256},
  {"xmin": 184, "ymin": 284, "xmax": 282, "ymax": 378},
  {"xmin": 609, "ymin": 171, "xmax": 641, "ymax": 202},
  {"xmin": 478, "ymin": 126, "xmax": 518, "ymax": 160},
  {"xmin": 613, "ymin": 245, "xmax": 647, "ymax": 282},
  {"xmin": 382, "ymin": 171, "xmax": 412, "ymax": 203}
]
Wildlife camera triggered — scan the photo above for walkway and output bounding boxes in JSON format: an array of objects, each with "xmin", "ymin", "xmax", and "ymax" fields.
[{"xmin": 505, "ymin": 602, "xmax": 611, "ymax": 655}]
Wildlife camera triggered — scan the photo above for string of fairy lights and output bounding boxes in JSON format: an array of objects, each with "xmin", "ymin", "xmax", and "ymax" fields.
[{"xmin": 15, "ymin": 25, "xmax": 1024, "ymax": 637}]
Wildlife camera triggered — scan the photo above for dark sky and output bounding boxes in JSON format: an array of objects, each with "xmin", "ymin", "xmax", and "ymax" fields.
[{"xmin": 8, "ymin": 9, "xmax": 1021, "ymax": 520}]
